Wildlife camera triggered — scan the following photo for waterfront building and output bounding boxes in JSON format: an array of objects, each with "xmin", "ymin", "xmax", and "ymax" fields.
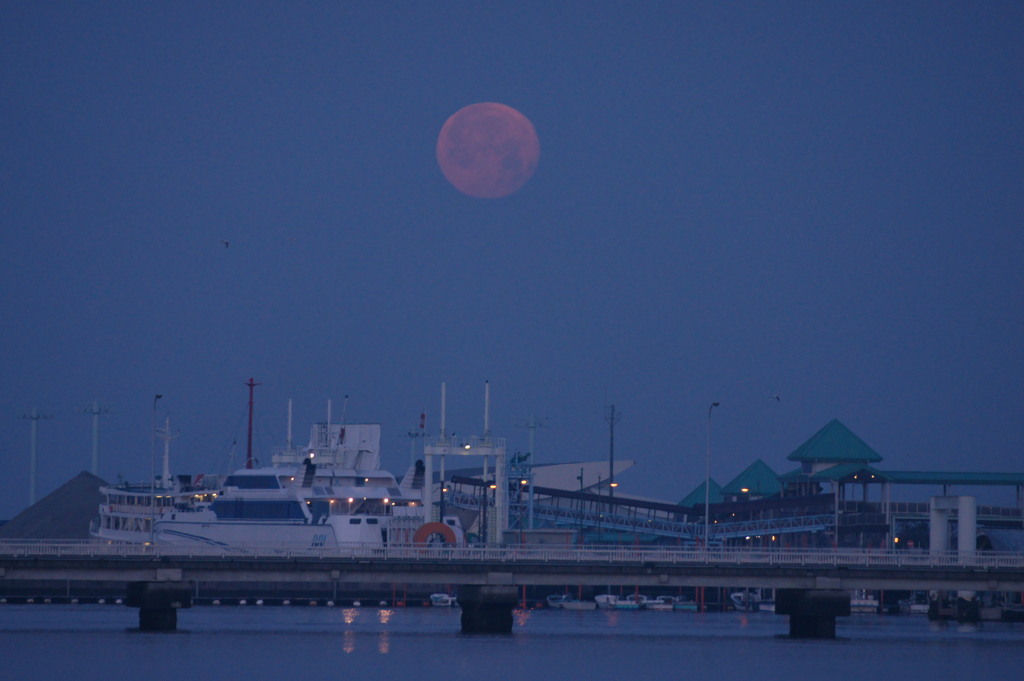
[{"xmin": 688, "ymin": 419, "xmax": 1024, "ymax": 550}]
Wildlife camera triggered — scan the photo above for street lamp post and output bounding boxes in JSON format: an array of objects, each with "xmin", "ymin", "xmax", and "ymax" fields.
[
  {"xmin": 606, "ymin": 405, "xmax": 619, "ymax": 499},
  {"xmin": 704, "ymin": 401, "xmax": 720, "ymax": 553},
  {"xmin": 577, "ymin": 468, "xmax": 584, "ymax": 544},
  {"xmin": 150, "ymin": 393, "xmax": 163, "ymax": 543},
  {"xmin": 488, "ymin": 481, "xmax": 497, "ymax": 543}
]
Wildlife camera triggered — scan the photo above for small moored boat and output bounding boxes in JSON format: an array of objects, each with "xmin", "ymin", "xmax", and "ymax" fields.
[
  {"xmin": 430, "ymin": 593, "xmax": 457, "ymax": 607},
  {"xmin": 595, "ymin": 594, "xmax": 640, "ymax": 610}
]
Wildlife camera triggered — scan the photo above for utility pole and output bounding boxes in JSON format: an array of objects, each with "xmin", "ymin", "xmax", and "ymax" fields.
[
  {"xmin": 577, "ymin": 467, "xmax": 584, "ymax": 544},
  {"xmin": 517, "ymin": 415, "xmax": 549, "ymax": 465},
  {"xmin": 150, "ymin": 394, "xmax": 163, "ymax": 543},
  {"xmin": 705, "ymin": 401, "xmax": 720, "ymax": 551},
  {"xmin": 605, "ymin": 404, "xmax": 620, "ymax": 499},
  {"xmin": 20, "ymin": 408, "xmax": 53, "ymax": 505},
  {"xmin": 77, "ymin": 401, "xmax": 111, "ymax": 475},
  {"xmin": 245, "ymin": 377, "xmax": 261, "ymax": 469},
  {"xmin": 516, "ymin": 416, "xmax": 547, "ymax": 532}
]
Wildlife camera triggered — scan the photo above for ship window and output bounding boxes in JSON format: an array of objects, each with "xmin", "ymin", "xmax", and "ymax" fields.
[
  {"xmin": 366, "ymin": 518, "xmax": 378, "ymax": 524},
  {"xmin": 349, "ymin": 518, "xmax": 362, "ymax": 524},
  {"xmin": 211, "ymin": 499, "xmax": 305, "ymax": 519},
  {"xmin": 223, "ymin": 475, "xmax": 281, "ymax": 490}
]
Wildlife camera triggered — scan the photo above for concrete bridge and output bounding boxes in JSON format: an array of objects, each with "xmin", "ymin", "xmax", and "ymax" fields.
[{"xmin": 3, "ymin": 541, "xmax": 1023, "ymax": 637}]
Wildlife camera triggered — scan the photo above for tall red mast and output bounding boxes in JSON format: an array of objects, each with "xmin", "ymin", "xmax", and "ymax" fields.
[{"xmin": 245, "ymin": 377, "xmax": 261, "ymax": 469}]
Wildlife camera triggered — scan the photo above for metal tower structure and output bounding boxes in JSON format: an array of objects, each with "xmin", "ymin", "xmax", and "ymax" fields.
[
  {"xmin": 517, "ymin": 415, "xmax": 548, "ymax": 466},
  {"xmin": 422, "ymin": 382, "xmax": 507, "ymax": 542},
  {"xmin": 20, "ymin": 408, "xmax": 53, "ymax": 505},
  {"xmin": 77, "ymin": 400, "xmax": 112, "ymax": 475}
]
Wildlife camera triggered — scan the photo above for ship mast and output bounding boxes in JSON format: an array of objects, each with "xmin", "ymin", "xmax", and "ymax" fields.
[
  {"xmin": 245, "ymin": 377, "xmax": 261, "ymax": 469},
  {"xmin": 156, "ymin": 415, "xmax": 180, "ymax": 488}
]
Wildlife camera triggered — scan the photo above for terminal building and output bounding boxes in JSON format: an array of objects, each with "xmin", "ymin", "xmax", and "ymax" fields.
[
  {"xmin": 702, "ymin": 419, "xmax": 1024, "ymax": 551},
  {"xmin": 444, "ymin": 418, "xmax": 1024, "ymax": 550}
]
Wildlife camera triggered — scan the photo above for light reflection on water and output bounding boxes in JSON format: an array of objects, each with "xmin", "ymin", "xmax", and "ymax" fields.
[{"xmin": 2, "ymin": 605, "xmax": 1023, "ymax": 681}]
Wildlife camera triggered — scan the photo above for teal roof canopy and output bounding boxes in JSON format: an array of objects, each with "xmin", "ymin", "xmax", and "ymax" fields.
[
  {"xmin": 786, "ymin": 419, "xmax": 883, "ymax": 464},
  {"xmin": 679, "ymin": 479, "xmax": 722, "ymax": 507},
  {"xmin": 721, "ymin": 459, "xmax": 780, "ymax": 496}
]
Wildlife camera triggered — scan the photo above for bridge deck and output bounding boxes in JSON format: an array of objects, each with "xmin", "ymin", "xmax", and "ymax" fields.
[{"xmin": 3, "ymin": 542, "xmax": 1024, "ymax": 592}]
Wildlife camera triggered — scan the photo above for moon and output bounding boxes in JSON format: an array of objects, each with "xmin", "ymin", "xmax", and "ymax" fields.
[{"xmin": 436, "ymin": 102, "xmax": 540, "ymax": 199}]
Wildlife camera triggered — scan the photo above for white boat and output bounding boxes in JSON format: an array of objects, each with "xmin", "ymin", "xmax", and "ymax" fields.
[
  {"xmin": 850, "ymin": 590, "xmax": 880, "ymax": 614},
  {"xmin": 730, "ymin": 589, "xmax": 774, "ymax": 612},
  {"xmin": 898, "ymin": 592, "xmax": 930, "ymax": 615},
  {"xmin": 91, "ymin": 473, "xmax": 216, "ymax": 543},
  {"xmin": 430, "ymin": 593, "xmax": 457, "ymax": 607},
  {"xmin": 549, "ymin": 593, "xmax": 597, "ymax": 610},
  {"xmin": 623, "ymin": 593, "xmax": 653, "ymax": 609},
  {"xmin": 152, "ymin": 421, "xmax": 459, "ymax": 548},
  {"xmin": 648, "ymin": 596, "xmax": 676, "ymax": 611},
  {"xmin": 94, "ymin": 398, "xmax": 463, "ymax": 549},
  {"xmin": 595, "ymin": 594, "xmax": 641, "ymax": 610},
  {"xmin": 92, "ymin": 415, "xmax": 218, "ymax": 544},
  {"xmin": 646, "ymin": 595, "xmax": 698, "ymax": 612}
]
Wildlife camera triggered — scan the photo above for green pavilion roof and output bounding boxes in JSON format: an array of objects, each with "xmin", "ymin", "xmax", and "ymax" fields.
[
  {"xmin": 679, "ymin": 479, "xmax": 722, "ymax": 507},
  {"xmin": 786, "ymin": 419, "xmax": 883, "ymax": 464},
  {"xmin": 721, "ymin": 459, "xmax": 780, "ymax": 496}
]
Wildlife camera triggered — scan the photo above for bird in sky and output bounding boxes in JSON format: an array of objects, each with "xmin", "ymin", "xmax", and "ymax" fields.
[
  {"xmin": 769, "ymin": 395, "xmax": 781, "ymax": 402},
  {"xmin": 221, "ymin": 240, "xmax": 229, "ymax": 248}
]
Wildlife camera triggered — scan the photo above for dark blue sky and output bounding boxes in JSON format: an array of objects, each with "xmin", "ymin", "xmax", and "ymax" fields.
[{"xmin": 2, "ymin": 3, "xmax": 1022, "ymax": 518}]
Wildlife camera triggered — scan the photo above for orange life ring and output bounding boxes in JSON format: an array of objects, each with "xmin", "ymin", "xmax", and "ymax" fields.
[{"xmin": 413, "ymin": 522, "xmax": 457, "ymax": 546}]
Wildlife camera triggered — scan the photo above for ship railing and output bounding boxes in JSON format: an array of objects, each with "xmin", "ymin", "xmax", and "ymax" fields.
[{"xmin": 2, "ymin": 539, "xmax": 1023, "ymax": 569}]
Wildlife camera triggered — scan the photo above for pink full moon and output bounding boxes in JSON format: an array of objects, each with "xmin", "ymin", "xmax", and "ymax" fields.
[{"xmin": 436, "ymin": 102, "xmax": 540, "ymax": 199}]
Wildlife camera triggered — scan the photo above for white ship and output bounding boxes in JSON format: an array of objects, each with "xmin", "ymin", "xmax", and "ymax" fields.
[
  {"xmin": 152, "ymin": 421, "xmax": 441, "ymax": 548},
  {"xmin": 90, "ymin": 474, "xmax": 215, "ymax": 543},
  {"xmin": 93, "ymin": 398, "xmax": 462, "ymax": 548},
  {"xmin": 91, "ymin": 415, "xmax": 217, "ymax": 543}
]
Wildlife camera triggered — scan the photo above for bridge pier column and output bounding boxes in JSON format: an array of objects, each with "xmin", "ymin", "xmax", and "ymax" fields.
[
  {"xmin": 927, "ymin": 590, "xmax": 980, "ymax": 622},
  {"xmin": 126, "ymin": 581, "xmax": 192, "ymax": 632},
  {"xmin": 956, "ymin": 591, "xmax": 979, "ymax": 623},
  {"xmin": 458, "ymin": 585, "xmax": 517, "ymax": 634},
  {"xmin": 775, "ymin": 589, "xmax": 850, "ymax": 639}
]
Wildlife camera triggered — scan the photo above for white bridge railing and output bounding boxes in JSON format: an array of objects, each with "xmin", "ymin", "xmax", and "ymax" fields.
[{"xmin": 2, "ymin": 540, "xmax": 1023, "ymax": 570}]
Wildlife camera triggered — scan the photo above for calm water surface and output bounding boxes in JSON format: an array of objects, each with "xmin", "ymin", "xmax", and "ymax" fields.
[{"xmin": 2, "ymin": 604, "xmax": 1022, "ymax": 681}]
